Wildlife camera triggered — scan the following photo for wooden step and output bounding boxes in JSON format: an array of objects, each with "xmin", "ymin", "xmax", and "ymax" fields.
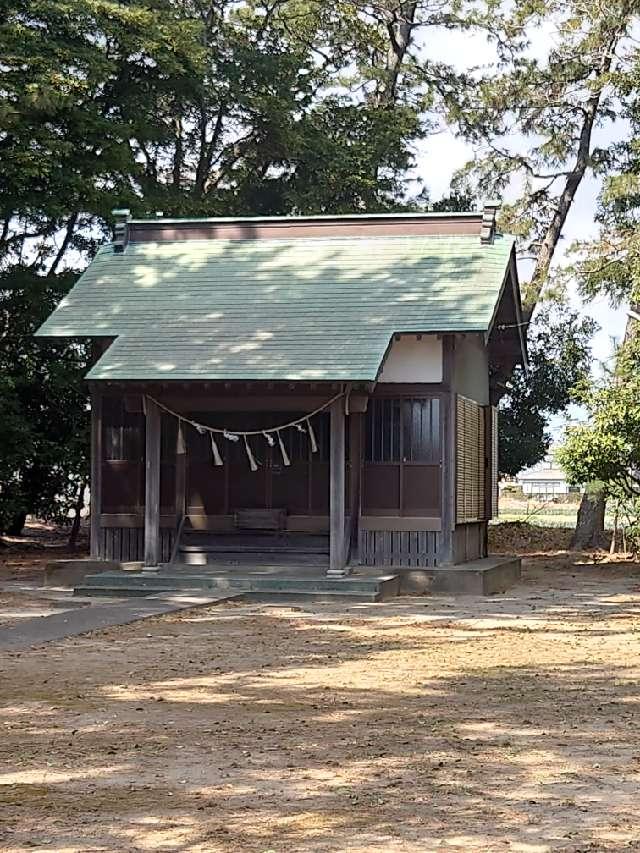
[{"xmin": 179, "ymin": 544, "xmax": 328, "ymax": 555}]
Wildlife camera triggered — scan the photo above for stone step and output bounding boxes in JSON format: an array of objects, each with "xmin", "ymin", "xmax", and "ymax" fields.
[
  {"xmin": 238, "ymin": 590, "xmax": 381, "ymax": 604},
  {"xmin": 75, "ymin": 584, "xmax": 381, "ymax": 603},
  {"xmin": 74, "ymin": 571, "xmax": 400, "ymax": 602},
  {"xmin": 74, "ymin": 585, "xmax": 179, "ymax": 598},
  {"xmin": 79, "ymin": 571, "xmax": 388, "ymax": 593}
]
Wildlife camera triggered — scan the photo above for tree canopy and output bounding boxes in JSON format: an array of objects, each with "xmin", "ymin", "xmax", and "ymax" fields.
[
  {"xmin": 3, "ymin": 0, "xmax": 638, "ymax": 533},
  {"xmin": 558, "ymin": 53, "xmax": 640, "ymax": 543}
]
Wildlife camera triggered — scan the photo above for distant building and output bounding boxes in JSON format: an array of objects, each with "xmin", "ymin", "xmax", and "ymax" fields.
[{"xmin": 503, "ymin": 454, "xmax": 580, "ymax": 499}]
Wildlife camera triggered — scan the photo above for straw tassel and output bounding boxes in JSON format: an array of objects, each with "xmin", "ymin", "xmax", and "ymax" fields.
[
  {"xmin": 244, "ymin": 436, "xmax": 259, "ymax": 472},
  {"xmin": 142, "ymin": 395, "xmax": 147, "ymax": 416},
  {"xmin": 277, "ymin": 431, "xmax": 291, "ymax": 466},
  {"xmin": 210, "ymin": 434, "xmax": 223, "ymax": 467},
  {"xmin": 306, "ymin": 418, "xmax": 318, "ymax": 453},
  {"xmin": 176, "ymin": 422, "xmax": 186, "ymax": 455}
]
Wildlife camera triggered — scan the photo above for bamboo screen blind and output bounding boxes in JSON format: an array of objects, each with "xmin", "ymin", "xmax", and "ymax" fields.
[
  {"xmin": 456, "ymin": 395, "xmax": 487, "ymax": 523},
  {"xmin": 489, "ymin": 405, "xmax": 499, "ymax": 518}
]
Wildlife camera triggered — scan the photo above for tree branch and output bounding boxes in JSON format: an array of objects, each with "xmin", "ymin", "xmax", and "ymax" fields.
[{"xmin": 48, "ymin": 213, "xmax": 79, "ymax": 277}]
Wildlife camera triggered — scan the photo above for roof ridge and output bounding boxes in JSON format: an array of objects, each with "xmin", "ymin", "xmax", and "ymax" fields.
[{"xmin": 127, "ymin": 211, "xmax": 483, "ymax": 226}]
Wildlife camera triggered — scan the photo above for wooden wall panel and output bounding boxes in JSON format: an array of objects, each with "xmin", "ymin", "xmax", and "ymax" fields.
[
  {"xmin": 453, "ymin": 522, "xmax": 486, "ymax": 563},
  {"xmin": 102, "ymin": 461, "xmax": 144, "ymax": 512},
  {"xmin": 359, "ymin": 529, "xmax": 440, "ymax": 567},
  {"xmin": 101, "ymin": 526, "xmax": 174, "ymax": 563},
  {"xmin": 402, "ymin": 465, "xmax": 441, "ymax": 514},
  {"xmin": 362, "ymin": 465, "xmax": 401, "ymax": 512},
  {"xmin": 160, "ymin": 463, "xmax": 176, "ymax": 512}
]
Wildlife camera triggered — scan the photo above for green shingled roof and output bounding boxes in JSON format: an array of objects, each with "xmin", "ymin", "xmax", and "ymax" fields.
[{"xmin": 36, "ymin": 233, "xmax": 515, "ymax": 381}]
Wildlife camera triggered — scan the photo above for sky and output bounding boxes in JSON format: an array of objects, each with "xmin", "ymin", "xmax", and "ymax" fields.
[{"xmin": 411, "ymin": 23, "xmax": 629, "ymax": 438}]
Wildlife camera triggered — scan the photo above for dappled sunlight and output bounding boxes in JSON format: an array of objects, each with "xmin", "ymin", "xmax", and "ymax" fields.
[
  {"xmin": 3, "ymin": 561, "xmax": 640, "ymax": 850},
  {"xmin": 39, "ymin": 233, "xmax": 514, "ymax": 381},
  {"xmin": 0, "ymin": 764, "xmax": 127, "ymax": 786}
]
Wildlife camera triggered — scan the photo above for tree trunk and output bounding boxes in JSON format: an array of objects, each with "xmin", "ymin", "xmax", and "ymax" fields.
[
  {"xmin": 7, "ymin": 510, "xmax": 27, "ymax": 536},
  {"xmin": 571, "ymin": 483, "xmax": 607, "ymax": 550},
  {"xmin": 68, "ymin": 480, "xmax": 87, "ymax": 548}
]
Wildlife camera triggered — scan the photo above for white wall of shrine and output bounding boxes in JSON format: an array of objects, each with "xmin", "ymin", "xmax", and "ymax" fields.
[
  {"xmin": 378, "ymin": 334, "xmax": 443, "ymax": 383},
  {"xmin": 453, "ymin": 333, "xmax": 489, "ymax": 405}
]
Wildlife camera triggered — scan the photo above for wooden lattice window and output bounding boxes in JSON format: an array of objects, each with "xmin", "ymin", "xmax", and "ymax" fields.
[
  {"xmin": 365, "ymin": 397, "xmax": 440, "ymax": 463},
  {"xmin": 455, "ymin": 395, "xmax": 487, "ymax": 523},
  {"xmin": 363, "ymin": 396, "xmax": 442, "ymax": 517}
]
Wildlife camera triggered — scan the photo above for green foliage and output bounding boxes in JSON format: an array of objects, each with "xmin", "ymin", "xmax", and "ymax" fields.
[
  {"xmin": 451, "ymin": 0, "xmax": 636, "ymax": 311},
  {"xmin": 558, "ymin": 37, "xmax": 640, "ymax": 548},
  {"xmin": 0, "ymin": 0, "xmax": 458, "ymax": 529},
  {"xmin": 558, "ymin": 339, "xmax": 640, "ymax": 499},
  {"xmin": 446, "ymin": 0, "xmax": 639, "ymax": 478},
  {"xmin": 558, "ymin": 338, "xmax": 640, "ymax": 551},
  {"xmin": 498, "ymin": 305, "xmax": 596, "ymax": 476},
  {"xmin": 0, "ymin": 267, "xmax": 89, "ymax": 533}
]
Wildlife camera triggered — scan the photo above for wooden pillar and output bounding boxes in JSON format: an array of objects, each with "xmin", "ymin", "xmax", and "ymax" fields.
[
  {"xmin": 440, "ymin": 335, "xmax": 456, "ymax": 564},
  {"xmin": 329, "ymin": 397, "xmax": 346, "ymax": 573},
  {"xmin": 89, "ymin": 390, "xmax": 102, "ymax": 559},
  {"xmin": 144, "ymin": 396, "xmax": 161, "ymax": 567},
  {"xmin": 348, "ymin": 412, "xmax": 362, "ymax": 561}
]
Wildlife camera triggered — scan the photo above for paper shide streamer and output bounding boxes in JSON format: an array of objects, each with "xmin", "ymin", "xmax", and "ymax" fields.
[
  {"xmin": 145, "ymin": 391, "xmax": 343, "ymax": 472},
  {"xmin": 176, "ymin": 423, "xmax": 186, "ymax": 455},
  {"xmin": 244, "ymin": 436, "xmax": 259, "ymax": 472},
  {"xmin": 210, "ymin": 434, "xmax": 223, "ymax": 467},
  {"xmin": 306, "ymin": 418, "xmax": 318, "ymax": 453},
  {"xmin": 277, "ymin": 431, "xmax": 291, "ymax": 467}
]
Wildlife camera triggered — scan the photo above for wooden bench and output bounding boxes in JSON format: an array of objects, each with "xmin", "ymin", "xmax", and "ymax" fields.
[{"xmin": 233, "ymin": 508, "xmax": 287, "ymax": 531}]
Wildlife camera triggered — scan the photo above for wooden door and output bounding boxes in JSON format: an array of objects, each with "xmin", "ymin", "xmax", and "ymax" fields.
[
  {"xmin": 184, "ymin": 410, "xmax": 330, "ymax": 517},
  {"xmin": 269, "ymin": 419, "xmax": 311, "ymax": 514}
]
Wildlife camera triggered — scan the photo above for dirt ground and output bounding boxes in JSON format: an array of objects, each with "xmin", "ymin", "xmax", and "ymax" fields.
[
  {"xmin": 2, "ymin": 526, "xmax": 640, "ymax": 851},
  {"xmin": 0, "ymin": 520, "xmax": 88, "ymax": 584}
]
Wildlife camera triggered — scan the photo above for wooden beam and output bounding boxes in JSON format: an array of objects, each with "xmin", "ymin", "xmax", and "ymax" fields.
[
  {"xmin": 90, "ymin": 391, "xmax": 103, "ymax": 558},
  {"xmin": 360, "ymin": 516, "xmax": 441, "ymax": 532},
  {"xmin": 329, "ymin": 398, "xmax": 346, "ymax": 572},
  {"xmin": 144, "ymin": 396, "xmax": 161, "ymax": 566},
  {"xmin": 100, "ymin": 513, "xmax": 175, "ymax": 528}
]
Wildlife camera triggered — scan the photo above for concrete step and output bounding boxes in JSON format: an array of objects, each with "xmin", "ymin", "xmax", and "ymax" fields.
[
  {"xmin": 74, "ymin": 571, "xmax": 400, "ymax": 602},
  {"xmin": 74, "ymin": 585, "xmax": 180, "ymax": 598},
  {"xmin": 238, "ymin": 590, "xmax": 381, "ymax": 604},
  {"xmin": 79, "ymin": 571, "xmax": 389, "ymax": 593},
  {"xmin": 75, "ymin": 585, "xmax": 381, "ymax": 604}
]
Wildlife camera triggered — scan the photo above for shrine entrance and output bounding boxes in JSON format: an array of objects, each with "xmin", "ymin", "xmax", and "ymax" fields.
[{"xmin": 182, "ymin": 411, "xmax": 330, "ymax": 520}]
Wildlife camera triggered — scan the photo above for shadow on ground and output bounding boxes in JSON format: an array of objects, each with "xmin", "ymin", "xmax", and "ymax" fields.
[{"xmin": 1, "ymin": 550, "xmax": 640, "ymax": 851}]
